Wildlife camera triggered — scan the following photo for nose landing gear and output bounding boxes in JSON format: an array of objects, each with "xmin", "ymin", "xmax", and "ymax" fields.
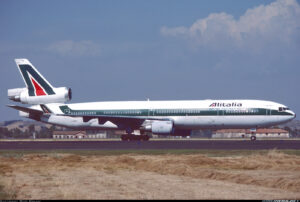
[
  {"xmin": 250, "ymin": 135, "xmax": 256, "ymax": 141},
  {"xmin": 250, "ymin": 130, "xmax": 257, "ymax": 141}
]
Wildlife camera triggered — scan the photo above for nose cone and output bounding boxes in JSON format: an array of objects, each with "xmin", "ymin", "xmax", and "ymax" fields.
[
  {"xmin": 278, "ymin": 111, "xmax": 296, "ymax": 125},
  {"xmin": 289, "ymin": 110, "xmax": 296, "ymax": 121}
]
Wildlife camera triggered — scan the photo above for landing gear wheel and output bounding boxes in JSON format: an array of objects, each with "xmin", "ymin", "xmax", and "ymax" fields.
[{"xmin": 250, "ymin": 136, "xmax": 256, "ymax": 141}]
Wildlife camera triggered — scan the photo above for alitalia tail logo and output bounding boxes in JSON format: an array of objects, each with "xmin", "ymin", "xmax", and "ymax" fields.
[
  {"xmin": 210, "ymin": 102, "xmax": 242, "ymax": 107},
  {"xmin": 30, "ymin": 76, "xmax": 47, "ymax": 96},
  {"xmin": 18, "ymin": 64, "xmax": 55, "ymax": 96}
]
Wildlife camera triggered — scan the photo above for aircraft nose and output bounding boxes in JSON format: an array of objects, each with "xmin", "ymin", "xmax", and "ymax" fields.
[{"xmin": 290, "ymin": 110, "xmax": 296, "ymax": 120}]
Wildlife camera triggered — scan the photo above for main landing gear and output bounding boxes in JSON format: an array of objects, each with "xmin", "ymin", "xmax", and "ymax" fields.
[
  {"xmin": 250, "ymin": 130, "xmax": 257, "ymax": 141},
  {"xmin": 121, "ymin": 134, "xmax": 150, "ymax": 141},
  {"xmin": 121, "ymin": 128, "xmax": 150, "ymax": 141}
]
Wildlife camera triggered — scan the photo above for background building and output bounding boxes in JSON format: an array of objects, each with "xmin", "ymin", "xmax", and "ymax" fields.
[
  {"xmin": 212, "ymin": 128, "xmax": 289, "ymax": 139},
  {"xmin": 53, "ymin": 131, "xmax": 107, "ymax": 139}
]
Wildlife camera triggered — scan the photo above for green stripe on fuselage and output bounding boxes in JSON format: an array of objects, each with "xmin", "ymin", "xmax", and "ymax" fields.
[{"xmin": 59, "ymin": 106, "xmax": 292, "ymax": 117}]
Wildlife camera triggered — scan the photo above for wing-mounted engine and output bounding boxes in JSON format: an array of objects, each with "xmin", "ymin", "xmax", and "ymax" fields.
[
  {"xmin": 151, "ymin": 120, "xmax": 173, "ymax": 134},
  {"xmin": 141, "ymin": 120, "xmax": 173, "ymax": 135},
  {"xmin": 141, "ymin": 120, "xmax": 191, "ymax": 136},
  {"xmin": 8, "ymin": 87, "xmax": 72, "ymax": 104}
]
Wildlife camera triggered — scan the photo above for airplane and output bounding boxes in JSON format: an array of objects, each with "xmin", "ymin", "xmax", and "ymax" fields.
[{"xmin": 7, "ymin": 59, "xmax": 296, "ymax": 141}]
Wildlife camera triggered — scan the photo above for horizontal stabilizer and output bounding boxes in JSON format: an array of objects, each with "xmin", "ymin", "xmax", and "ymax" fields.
[{"xmin": 7, "ymin": 105, "xmax": 43, "ymax": 116}]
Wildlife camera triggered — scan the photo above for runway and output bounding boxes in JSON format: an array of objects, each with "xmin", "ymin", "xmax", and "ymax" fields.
[{"xmin": 0, "ymin": 140, "xmax": 300, "ymax": 150}]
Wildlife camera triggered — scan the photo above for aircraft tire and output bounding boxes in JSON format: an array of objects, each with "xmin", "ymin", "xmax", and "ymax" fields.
[{"xmin": 250, "ymin": 135, "xmax": 256, "ymax": 141}]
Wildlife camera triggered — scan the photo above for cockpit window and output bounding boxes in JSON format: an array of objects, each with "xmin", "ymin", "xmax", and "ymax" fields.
[{"xmin": 279, "ymin": 107, "xmax": 290, "ymax": 112}]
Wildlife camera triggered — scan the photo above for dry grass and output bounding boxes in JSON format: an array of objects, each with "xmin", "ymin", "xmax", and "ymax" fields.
[{"xmin": 0, "ymin": 150, "xmax": 300, "ymax": 199}]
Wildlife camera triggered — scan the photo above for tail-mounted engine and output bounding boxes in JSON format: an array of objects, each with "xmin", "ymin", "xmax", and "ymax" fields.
[
  {"xmin": 8, "ymin": 87, "xmax": 72, "ymax": 104},
  {"xmin": 8, "ymin": 58, "xmax": 72, "ymax": 104}
]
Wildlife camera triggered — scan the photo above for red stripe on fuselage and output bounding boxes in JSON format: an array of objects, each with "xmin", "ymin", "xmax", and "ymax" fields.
[{"xmin": 31, "ymin": 78, "xmax": 47, "ymax": 96}]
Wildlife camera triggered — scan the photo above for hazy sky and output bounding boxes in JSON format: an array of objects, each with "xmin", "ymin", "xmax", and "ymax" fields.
[{"xmin": 0, "ymin": 0, "xmax": 299, "ymax": 121}]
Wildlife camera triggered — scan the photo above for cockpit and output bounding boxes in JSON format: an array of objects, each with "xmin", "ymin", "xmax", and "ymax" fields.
[{"xmin": 278, "ymin": 107, "xmax": 290, "ymax": 112}]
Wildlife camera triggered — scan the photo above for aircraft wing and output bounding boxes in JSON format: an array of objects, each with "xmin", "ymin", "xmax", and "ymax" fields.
[{"xmin": 60, "ymin": 113, "xmax": 170, "ymax": 127}]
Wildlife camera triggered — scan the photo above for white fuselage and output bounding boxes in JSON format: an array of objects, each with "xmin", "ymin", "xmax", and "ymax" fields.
[
  {"xmin": 32, "ymin": 99, "xmax": 295, "ymax": 131},
  {"xmin": 11, "ymin": 59, "xmax": 296, "ymax": 135}
]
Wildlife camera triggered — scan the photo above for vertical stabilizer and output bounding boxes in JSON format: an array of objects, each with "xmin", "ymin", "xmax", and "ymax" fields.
[{"xmin": 15, "ymin": 59, "xmax": 55, "ymax": 96}]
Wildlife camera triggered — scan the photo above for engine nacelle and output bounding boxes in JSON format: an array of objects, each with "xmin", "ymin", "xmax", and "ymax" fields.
[
  {"xmin": 141, "ymin": 121, "xmax": 191, "ymax": 136},
  {"xmin": 8, "ymin": 87, "xmax": 72, "ymax": 104},
  {"xmin": 151, "ymin": 120, "xmax": 173, "ymax": 134},
  {"xmin": 8, "ymin": 88, "xmax": 26, "ymax": 102}
]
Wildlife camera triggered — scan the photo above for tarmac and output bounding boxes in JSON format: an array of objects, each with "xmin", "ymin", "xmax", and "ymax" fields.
[{"xmin": 0, "ymin": 140, "xmax": 300, "ymax": 150}]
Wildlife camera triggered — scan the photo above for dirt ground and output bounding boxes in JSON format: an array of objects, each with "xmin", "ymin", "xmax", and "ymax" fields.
[{"xmin": 1, "ymin": 150, "xmax": 300, "ymax": 200}]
